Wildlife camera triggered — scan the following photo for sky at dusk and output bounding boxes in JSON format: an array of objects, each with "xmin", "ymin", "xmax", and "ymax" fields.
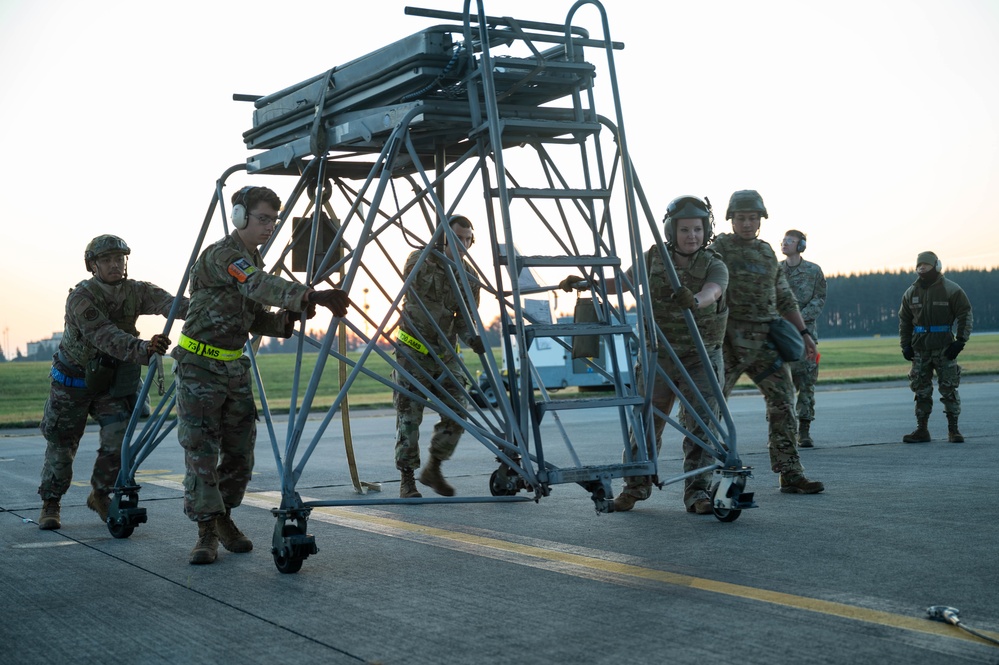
[{"xmin": 1, "ymin": 0, "xmax": 997, "ymax": 357}]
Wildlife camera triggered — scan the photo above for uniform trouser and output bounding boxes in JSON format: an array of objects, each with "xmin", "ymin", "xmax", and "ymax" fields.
[
  {"xmin": 38, "ymin": 381, "xmax": 131, "ymax": 500},
  {"xmin": 790, "ymin": 355, "xmax": 819, "ymax": 422},
  {"xmin": 622, "ymin": 345, "xmax": 723, "ymax": 508},
  {"xmin": 723, "ymin": 328, "xmax": 805, "ymax": 479},
  {"xmin": 175, "ymin": 360, "xmax": 256, "ymax": 522},
  {"xmin": 393, "ymin": 351, "xmax": 467, "ymax": 471},
  {"xmin": 908, "ymin": 349, "xmax": 961, "ymax": 419}
]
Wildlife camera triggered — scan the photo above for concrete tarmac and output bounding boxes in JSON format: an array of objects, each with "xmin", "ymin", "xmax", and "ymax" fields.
[{"xmin": 2, "ymin": 377, "xmax": 998, "ymax": 664}]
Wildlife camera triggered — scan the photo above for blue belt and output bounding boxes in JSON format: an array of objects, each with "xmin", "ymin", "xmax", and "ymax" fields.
[
  {"xmin": 50, "ymin": 366, "xmax": 86, "ymax": 389},
  {"xmin": 913, "ymin": 325, "xmax": 950, "ymax": 333}
]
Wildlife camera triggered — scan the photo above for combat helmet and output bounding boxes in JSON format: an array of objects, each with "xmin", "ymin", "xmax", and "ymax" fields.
[
  {"xmin": 663, "ymin": 195, "xmax": 713, "ymax": 250},
  {"xmin": 725, "ymin": 190, "xmax": 768, "ymax": 220},
  {"xmin": 85, "ymin": 234, "xmax": 130, "ymax": 271}
]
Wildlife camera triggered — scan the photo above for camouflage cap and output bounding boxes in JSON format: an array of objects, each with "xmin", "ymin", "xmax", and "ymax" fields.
[
  {"xmin": 85, "ymin": 234, "xmax": 130, "ymax": 269},
  {"xmin": 725, "ymin": 190, "xmax": 768, "ymax": 220}
]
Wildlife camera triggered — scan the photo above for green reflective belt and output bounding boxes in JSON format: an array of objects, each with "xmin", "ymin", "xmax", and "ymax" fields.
[
  {"xmin": 178, "ymin": 333, "xmax": 243, "ymax": 362},
  {"xmin": 396, "ymin": 329, "xmax": 428, "ymax": 355}
]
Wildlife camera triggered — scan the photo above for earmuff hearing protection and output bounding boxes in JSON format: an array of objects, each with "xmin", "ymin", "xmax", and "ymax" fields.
[
  {"xmin": 231, "ymin": 186, "xmax": 255, "ymax": 230},
  {"xmin": 797, "ymin": 236, "xmax": 806, "ymax": 253},
  {"xmin": 935, "ymin": 258, "xmax": 942, "ymax": 271}
]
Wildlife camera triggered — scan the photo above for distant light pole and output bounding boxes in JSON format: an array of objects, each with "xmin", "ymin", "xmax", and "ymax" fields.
[{"xmin": 363, "ymin": 288, "xmax": 370, "ymax": 337}]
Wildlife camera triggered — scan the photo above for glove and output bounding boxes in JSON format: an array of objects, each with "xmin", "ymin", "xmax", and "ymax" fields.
[
  {"xmin": 283, "ymin": 311, "xmax": 297, "ymax": 337},
  {"xmin": 944, "ymin": 340, "xmax": 965, "ymax": 360},
  {"xmin": 559, "ymin": 275, "xmax": 586, "ymax": 292},
  {"xmin": 468, "ymin": 336, "xmax": 485, "ymax": 355},
  {"xmin": 902, "ymin": 346, "xmax": 914, "ymax": 361},
  {"xmin": 147, "ymin": 334, "xmax": 171, "ymax": 356},
  {"xmin": 671, "ymin": 286, "xmax": 696, "ymax": 309},
  {"xmin": 308, "ymin": 289, "xmax": 350, "ymax": 317}
]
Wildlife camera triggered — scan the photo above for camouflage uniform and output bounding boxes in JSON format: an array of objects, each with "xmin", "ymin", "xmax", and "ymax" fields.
[
  {"xmin": 899, "ymin": 272, "xmax": 972, "ymax": 420},
  {"xmin": 173, "ymin": 231, "xmax": 308, "ymax": 521},
  {"xmin": 620, "ymin": 246, "xmax": 728, "ymax": 509},
  {"xmin": 711, "ymin": 232, "xmax": 810, "ymax": 480},
  {"xmin": 780, "ymin": 257, "xmax": 826, "ymax": 422},
  {"xmin": 394, "ymin": 249, "xmax": 480, "ymax": 471},
  {"xmin": 38, "ymin": 278, "xmax": 187, "ymax": 500}
]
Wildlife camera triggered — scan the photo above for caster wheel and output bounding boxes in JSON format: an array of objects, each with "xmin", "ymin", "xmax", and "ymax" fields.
[
  {"xmin": 489, "ymin": 468, "xmax": 518, "ymax": 496},
  {"xmin": 710, "ymin": 482, "xmax": 742, "ymax": 523},
  {"xmin": 108, "ymin": 521, "xmax": 135, "ymax": 539},
  {"xmin": 273, "ymin": 525, "xmax": 306, "ymax": 574}
]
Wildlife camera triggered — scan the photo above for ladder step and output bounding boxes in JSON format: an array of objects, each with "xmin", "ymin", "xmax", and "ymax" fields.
[
  {"xmin": 472, "ymin": 118, "xmax": 601, "ymax": 140},
  {"xmin": 499, "ymin": 254, "xmax": 621, "ymax": 268},
  {"xmin": 539, "ymin": 396, "xmax": 644, "ymax": 412},
  {"xmin": 545, "ymin": 461, "xmax": 657, "ymax": 486},
  {"xmin": 528, "ymin": 323, "xmax": 633, "ymax": 338},
  {"xmin": 493, "ymin": 188, "xmax": 611, "ymax": 200}
]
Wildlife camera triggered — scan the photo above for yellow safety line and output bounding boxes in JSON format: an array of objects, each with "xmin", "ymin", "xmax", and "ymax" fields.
[{"xmin": 241, "ymin": 489, "xmax": 999, "ymax": 648}]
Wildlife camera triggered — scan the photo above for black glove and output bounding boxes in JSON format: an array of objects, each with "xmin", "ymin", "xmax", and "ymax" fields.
[
  {"xmin": 944, "ymin": 340, "xmax": 965, "ymax": 360},
  {"xmin": 902, "ymin": 346, "xmax": 914, "ymax": 361},
  {"xmin": 283, "ymin": 311, "xmax": 297, "ymax": 337},
  {"xmin": 671, "ymin": 286, "xmax": 696, "ymax": 309},
  {"xmin": 308, "ymin": 289, "xmax": 350, "ymax": 317},
  {"xmin": 147, "ymin": 334, "xmax": 171, "ymax": 356},
  {"xmin": 468, "ymin": 336, "xmax": 485, "ymax": 355},
  {"xmin": 559, "ymin": 275, "xmax": 586, "ymax": 292}
]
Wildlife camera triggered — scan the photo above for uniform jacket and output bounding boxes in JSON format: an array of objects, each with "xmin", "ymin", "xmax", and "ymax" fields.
[
  {"xmin": 175, "ymin": 231, "xmax": 309, "ymax": 369},
  {"xmin": 628, "ymin": 246, "xmax": 729, "ymax": 354},
  {"xmin": 780, "ymin": 258, "xmax": 826, "ymax": 337},
  {"xmin": 711, "ymin": 233, "xmax": 800, "ymax": 324},
  {"xmin": 899, "ymin": 273, "xmax": 973, "ymax": 352},
  {"xmin": 399, "ymin": 248, "xmax": 481, "ymax": 356},
  {"xmin": 58, "ymin": 277, "xmax": 187, "ymax": 372}
]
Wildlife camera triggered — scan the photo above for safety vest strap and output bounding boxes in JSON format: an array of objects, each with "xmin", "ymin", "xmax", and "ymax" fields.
[
  {"xmin": 178, "ymin": 334, "xmax": 243, "ymax": 361},
  {"xmin": 396, "ymin": 329, "xmax": 429, "ymax": 355}
]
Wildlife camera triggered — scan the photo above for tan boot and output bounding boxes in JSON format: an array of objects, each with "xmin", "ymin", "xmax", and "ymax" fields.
[
  {"xmin": 903, "ymin": 416, "xmax": 931, "ymax": 443},
  {"xmin": 215, "ymin": 509, "xmax": 253, "ymax": 553},
  {"xmin": 189, "ymin": 519, "xmax": 219, "ymax": 565},
  {"xmin": 419, "ymin": 457, "xmax": 455, "ymax": 497},
  {"xmin": 613, "ymin": 493, "xmax": 642, "ymax": 512},
  {"xmin": 798, "ymin": 420, "xmax": 813, "ymax": 448},
  {"xmin": 38, "ymin": 499, "xmax": 61, "ymax": 530},
  {"xmin": 87, "ymin": 490, "xmax": 110, "ymax": 523},
  {"xmin": 947, "ymin": 415, "xmax": 964, "ymax": 443},
  {"xmin": 779, "ymin": 474, "xmax": 825, "ymax": 494},
  {"xmin": 400, "ymin": 468, "xmax": 422, "ymax": 498}
]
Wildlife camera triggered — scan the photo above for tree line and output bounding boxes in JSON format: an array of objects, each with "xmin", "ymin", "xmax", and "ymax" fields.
[{"xmin": 818, "ymin": 268, "xmax": 995, "ymax": 338}]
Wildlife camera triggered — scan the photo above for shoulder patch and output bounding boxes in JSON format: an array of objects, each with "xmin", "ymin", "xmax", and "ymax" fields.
[
  {"xmin": 227, "ymin": 258, "xmax": 258, "ymax": 283},
  {"xmin": 84, "ymin": 307, "xmax": 100, "ymax": 321}
]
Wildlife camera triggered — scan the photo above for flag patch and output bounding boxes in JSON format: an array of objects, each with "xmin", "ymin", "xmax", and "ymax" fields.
[{"xmin": 227, "ymin": 258, "xmax": 257, "ymax": 283}]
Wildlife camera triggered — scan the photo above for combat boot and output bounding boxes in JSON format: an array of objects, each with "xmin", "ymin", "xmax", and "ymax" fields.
[
  {"xmin": 400, "ymin": 468, "xmax": 422, "ymax": 498},
  {"xmin": 612, "ymin": 493, "xmax": 644, "ymax": 512},
  {"xmin": 419, "ymin": 456, "xmax": 455, "ymax": 497},
  {"xmin": 947, "ymin": 415, "xmax": 964, "ymax": 443},
  {"xmin": 779, "ymin": 474, "xmax": 825, "ymax": 494},
  {"xmin": 216, "ymin": 509, "xmax": 253, "ymax": 553},
  {"xmin": 798, "ymin": 419, "xmax": 814, "ymax": 448},
  {"xmin": 902, "ymin": 416, "xmax": 931, "ymax": 443},
  {"xmin": 189, "ymin": 519, "xmax": 219, "ymax": 565},
  {"xmin": 87, "ymin": 490, "xmax": 110, "ymax": 523},
  {"xmin": 38, "ymin": 499, "xmax": 61, "ymax": 530}
]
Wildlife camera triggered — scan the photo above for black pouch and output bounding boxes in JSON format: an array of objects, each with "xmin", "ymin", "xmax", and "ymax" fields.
[
  {"xmin": 110, "ymin": 361, "xmax": 142, "ymax": 399},
  {"xmin": 85, "ymin": 354, "xmax": 118, "ymax": 394},
  {"xmin": 768, "ymin": 318, "xmax": 805, "ymax": 362}
]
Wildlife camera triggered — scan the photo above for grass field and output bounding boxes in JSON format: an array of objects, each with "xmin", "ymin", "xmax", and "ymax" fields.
[{"xmin": 2, "ymin": 334, "xmax": 996, "ymax": 428}]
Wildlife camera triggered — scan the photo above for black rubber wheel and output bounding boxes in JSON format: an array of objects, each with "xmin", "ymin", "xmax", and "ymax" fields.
[
  {"xmin": 108, "ymin": 521, "xmax": 135, "ymax": 539},
  {"xmin": 489, "ymin": 469, "xmax": 518, "ymax": 496},
  {"xmin": 710, "ymin": 482, "xmax": 742, "ymax": 523},
  {"xmin": 273, "ymin": 524, "xmax": 305, "ymax": 574}
]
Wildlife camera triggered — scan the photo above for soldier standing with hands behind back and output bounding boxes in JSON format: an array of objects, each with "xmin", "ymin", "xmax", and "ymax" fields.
[
  {"xmin": 37, "ymin": 235, "xmax": 188, "ymax": 530},
  {"xmin": 780, "ymin": 229, "xmax": 826, "ymax": 447},
  {"xmin": 898, "ymin": 251, "xmax": 972, "ymax": 443}
]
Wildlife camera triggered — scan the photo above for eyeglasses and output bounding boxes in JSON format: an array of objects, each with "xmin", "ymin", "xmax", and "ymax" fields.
[{"xmin": 250, "ymin": 213, "xmax": 279, "ymax": 225}]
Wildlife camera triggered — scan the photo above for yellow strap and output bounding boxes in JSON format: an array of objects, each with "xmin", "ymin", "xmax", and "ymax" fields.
[
  {"xmin": 178, "ymin": 333, "xmax": 243, "ymax": 362},
  {"xmin": 396, "ymin": 329, "xmax": 429, "ymax": 354}
]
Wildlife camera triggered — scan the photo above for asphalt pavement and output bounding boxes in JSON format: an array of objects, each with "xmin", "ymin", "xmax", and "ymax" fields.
[{"xmin": 2, "ymin": 377, "xmax": 997, "ymax": 665}]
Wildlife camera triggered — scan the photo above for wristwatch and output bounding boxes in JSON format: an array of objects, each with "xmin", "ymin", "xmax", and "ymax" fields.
[{"xmin": 799, "ymin": 328, "xmax": 811, "ymax": 337}]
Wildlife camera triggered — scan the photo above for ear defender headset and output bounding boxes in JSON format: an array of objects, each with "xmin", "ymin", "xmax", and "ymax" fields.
[
  {"xmin": 796, "ymin": 235, "xmax": 807, "ymax": 253},
  {"xmin": 231, "ymin": 186, "xmax": 255, "ymax": 230}
]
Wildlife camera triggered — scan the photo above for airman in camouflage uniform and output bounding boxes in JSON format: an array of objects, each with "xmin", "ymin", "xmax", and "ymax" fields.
[
  {"xmin": 394, "ymin": 215, "xmax": 482, "ymax": 498},
  {"xmin": 37, "ymin": 235, "xmax": 188, "ymax": 530},
  {"xmin": 174, "ymin": 185, "xmax": 349, "ymax": 564},
  {"xmin": 710, "ymin": 191, "xmax": 824, "ymax": 494},
  {"xmin": 898, "ymin": 251, "xmax": 972, "ymax": 443},
  {"xmin": 779, "ymin": 229, "xmax": 826, "ymax": 447}
]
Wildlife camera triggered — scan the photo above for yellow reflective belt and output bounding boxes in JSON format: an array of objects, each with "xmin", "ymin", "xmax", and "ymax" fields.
[
  {"xmin": 396, "ymin": 329, "xmax": 429, "ymax": 354},
  {"xmin": 178, "ymin": 333, "xmax": 243, "ymax": 362}
]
